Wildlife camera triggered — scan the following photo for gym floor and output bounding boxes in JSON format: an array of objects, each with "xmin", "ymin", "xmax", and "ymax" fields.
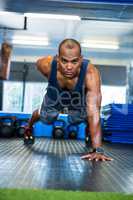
[{"xmin": 0, "ymin": 138, "xmax": 133, "ymax": 193}]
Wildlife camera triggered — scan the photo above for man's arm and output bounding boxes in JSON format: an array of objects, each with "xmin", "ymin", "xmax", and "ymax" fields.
[
  {"xmin": 81, "ymin": 64, "xmax": 112, "ymax": 161},
  {"xmin": 0, "ymin": 42, "xmax": 12, "ymax": 80},
  {"xmin": 86, "ymin": 64, "xmax": 102, "ymax": 149},
  {"xmin": 36, "ymin": 56, "xmax": 53, "ymax": 78}
]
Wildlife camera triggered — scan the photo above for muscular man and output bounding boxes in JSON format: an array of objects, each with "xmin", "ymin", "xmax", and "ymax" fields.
[{"xmin": 24, "ymin": 38, "xmax": 112, "ymax": 161}]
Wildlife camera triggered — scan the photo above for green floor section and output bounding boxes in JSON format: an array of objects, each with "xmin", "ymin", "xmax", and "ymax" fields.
[{"xmin": 0, "ymin": 189, "xmax": 133, "ymax": 200}]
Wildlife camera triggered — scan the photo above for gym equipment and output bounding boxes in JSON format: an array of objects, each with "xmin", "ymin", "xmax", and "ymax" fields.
[
  {"xmin": 0, "ymin": 112, "xmax": 88, "ymax": 143},
  {"xmin": 34, "ymin": 113, "xmax": 87, "ymax": 140},
  {"xmin": 14, "ymin": 118, "xmax": 29, "ymax": 138},
  {"xmin": 0, "ymin": 116, "xmax": 16, "ymax": 138},
  {"xmin": 52, "ymin": 120, "xmax": 65, "ymax": 139},
  {"xmin": 67, "ymin": 124, "xmax": 78, "ymax": 139},
  {"xmin": 102, "ymin": 103, "xmax": 133, "ymax": 144}
]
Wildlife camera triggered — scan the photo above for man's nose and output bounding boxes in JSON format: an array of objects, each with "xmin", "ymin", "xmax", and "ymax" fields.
[{"xmin": 67, "ymin": 62, "xmax": 73, "ymax": 70}]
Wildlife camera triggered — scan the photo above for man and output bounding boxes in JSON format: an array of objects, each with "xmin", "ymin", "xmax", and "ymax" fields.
[{"xmin": 24, "ymin": 38, "xmax": 112, "ymax": 161}]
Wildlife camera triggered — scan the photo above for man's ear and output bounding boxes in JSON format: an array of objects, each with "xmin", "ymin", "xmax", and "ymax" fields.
[
  {"xmin": 54, "ymin": 54, "xmax": 57, "ymax": 60},
  {"xmin": 80, "ymin": 55, "xmax": 83, "ymax": 63},
  {"xmin": 56, "ymin": 55, "xmax": 59, "ymax": 63}
]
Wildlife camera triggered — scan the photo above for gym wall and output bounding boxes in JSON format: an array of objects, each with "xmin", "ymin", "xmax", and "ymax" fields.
[
  {"xmin": 96, "ymin": 65, "xmax": 127, "ymax": 86},
  {"xmin": 9, "ymin": 62, "xmax": 47, "ymax": 82},
  {"xmin": 8, "ymin": 61, "xmax": 127, "ymax": 86}
]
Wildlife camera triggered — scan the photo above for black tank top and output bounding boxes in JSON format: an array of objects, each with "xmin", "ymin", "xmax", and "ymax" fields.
[{"xmin": 45, "ymin": 59, "xmax": 89, "ymax": 112}]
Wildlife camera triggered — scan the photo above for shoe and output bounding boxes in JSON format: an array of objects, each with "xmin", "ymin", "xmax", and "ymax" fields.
[{"xmin": 24, "ymin": 127, "xmax": 35, "ymax": 145}]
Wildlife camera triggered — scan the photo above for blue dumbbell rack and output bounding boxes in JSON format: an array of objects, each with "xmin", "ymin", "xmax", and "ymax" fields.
[
  {"xmin": 33, "ymin": 113, "xmax": 86, "ymax": 140},
  {"xmin": 0, "ymin": 112, "xmax": 87, "ymax": 140}
]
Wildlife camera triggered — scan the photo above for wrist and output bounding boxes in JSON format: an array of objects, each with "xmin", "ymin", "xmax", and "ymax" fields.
[{"xmin": 92, "ymin": 147, "xmax": 104, "ymax": 154}]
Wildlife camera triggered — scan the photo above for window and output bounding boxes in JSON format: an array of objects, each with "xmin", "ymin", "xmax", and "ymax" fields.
[
  {"xmin": 24, "ymin": 82, "xmax": 48, "ymax": 113},
  {"xmin": 101, "ymin": 85, "xmax": 126, "ymax": 106},
  {"xmin": 3, "ymin": 81, "xmax": 23, "ymax": 112},
  {"xmin": 3, "ymin": 81, "xmax": 48, "ymax": 113}
]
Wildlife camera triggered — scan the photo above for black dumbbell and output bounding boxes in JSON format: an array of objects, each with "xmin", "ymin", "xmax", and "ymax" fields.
[
  {"xmin": 67, "ymin": 125, "xmax": 78, "ymax": 139},
  {"xmin": 14, "ymin": 118, "xmax": 29, "ymax": 138},
  {"xmin": 53, "ymin": 127, "xmax": 64, "ymax": 139},
  {"xmin": 52, "ymin": 120, "xmax": 65, "ymax": 139},
  {"xmin": 0, "ymin": 116, "xmax": 16, "ymax": 138}
]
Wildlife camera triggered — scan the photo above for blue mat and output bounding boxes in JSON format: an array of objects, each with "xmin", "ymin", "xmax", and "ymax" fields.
[{"xmin": 102, "ymin": 103, "xmax": 133, "ymax": 144}]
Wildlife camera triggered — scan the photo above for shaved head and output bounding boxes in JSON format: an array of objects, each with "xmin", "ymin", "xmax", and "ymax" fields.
[{"xmin": 58, "ymin": 39, "xmax": 81, "ymax": 56}]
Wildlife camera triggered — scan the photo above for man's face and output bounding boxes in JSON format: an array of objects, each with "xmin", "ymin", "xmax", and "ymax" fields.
[{"xmin": 57, "ymin": 45, "xmax": 83, "ymax": 79}]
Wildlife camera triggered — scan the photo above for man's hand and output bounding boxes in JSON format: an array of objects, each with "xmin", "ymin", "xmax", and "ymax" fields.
[{"xmin": 81, "ymin": 152, "xmax": 113, "ymax": 161}]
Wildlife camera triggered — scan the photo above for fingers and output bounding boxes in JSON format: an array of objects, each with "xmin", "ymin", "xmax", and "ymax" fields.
[
  {"xmin": 104, "ymin": 157, "xmax": 113, "ymax": 161},
  {"xmin": 81, "ymin": 153, "xmax": 113, "ymax": 161},
  {"xmin": 102, "ymin": 155, "xmax": 113, "ymax": 161},
  {"xmin": 81, "ymin": 154, "xmax": 91, "ymax": 159}
]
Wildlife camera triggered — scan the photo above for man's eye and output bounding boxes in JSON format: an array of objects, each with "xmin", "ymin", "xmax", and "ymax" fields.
[
  {"xmin": 72, "ymin": 60, "xmax": 78, "ymax": 64},
  {"xmin": 62, "ymin": 59, "xmax": 67, "ymax": 63}
]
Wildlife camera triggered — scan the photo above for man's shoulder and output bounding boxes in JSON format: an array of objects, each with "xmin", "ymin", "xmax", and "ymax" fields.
[
  {"xmin": 86, "ymin": 62, "xmax": 99, "ymax": 75},
  {"xmin": 37, "ymin": 56, "xmax": 53, "ymax": 66},
  {"xmin": 36, "ymin": 55, "xmax": 54, "ymax": 78},
  {"xmin": 85, "ymin": 62, "xmax": 101, "ymax": 89}
]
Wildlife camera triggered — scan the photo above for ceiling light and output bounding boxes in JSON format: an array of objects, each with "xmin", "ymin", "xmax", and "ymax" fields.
[
  {"xmin": 12, "ymin": 35, "xmax": 49, "ymax": 46},
  {"xmin": 24, "ymin": 13, "xmax": 81, "ymax": 20},
  {"xmin": 81, "ymin": 40, "xmax": 119, "ymax": 50}
]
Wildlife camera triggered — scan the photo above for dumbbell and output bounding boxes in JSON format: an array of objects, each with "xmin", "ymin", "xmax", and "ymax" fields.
[
  {"xmin": 67, "ymin": 125, "xmax": 78, "ymax": 139},
  {"xmin": 14, "ymin": 118, "xmax": 29, "ymax": 138},
  {"xmin": 0, "ymin": 116, "xmax": 16, "ymax": 138},
  {"xmin": 52, "ymin": 120, "xmax": 65, "ymax": 139}
]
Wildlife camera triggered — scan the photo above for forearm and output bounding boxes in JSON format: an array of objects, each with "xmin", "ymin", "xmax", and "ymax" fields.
[
  {"xmin": 82, "ymin": 116, "xmax": 112, "ymax": 161},
  {"xmin": 0, "ymin": 62, "xmax": 10, "ymax": 79},
  {"xmin": 0, "ymin": 43, "xmax": 12, "ymax": 80},
  {"xmin": 88, "ymin": 114, "xmax": 102, "ymax": 149}
]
